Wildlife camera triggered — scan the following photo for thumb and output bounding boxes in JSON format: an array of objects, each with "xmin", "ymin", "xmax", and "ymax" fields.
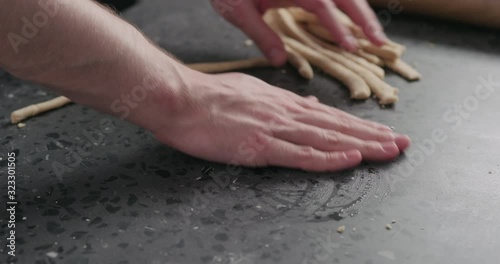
[{"xmin": 234, "ymin": 7, "xmax": 288, "ymax": 66}]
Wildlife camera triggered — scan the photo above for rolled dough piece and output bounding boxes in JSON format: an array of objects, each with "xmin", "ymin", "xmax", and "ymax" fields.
[
  {"xmin": 275, "ymin": 10, "xmax": 397, "ymax": 104},
  {"xmin": 384, "ymin": 59, "xmax": 422, "ymax": 81},
  {"xmin": 285, "ymin": 45, "xmax": 314, "ymax": 80},
  {"xmin": 285, "ymin": 37, "xmax": 371, "ymax": 100},
  {"xmin": 189, "ymin": 58, "xmax": 270, "ymax": 73},
  {"xmin": 358, "ymin": 39, "xmax": 402, "ymax": 61},
  {"xmin": 286, "ymin": 7, "xmax": 319, "ymax": 24},
  {"xmin": 10, "ymin": 96, "xmax": 72, "ymax": 124},
  {"xmin": 305, "ymin": 27, "xmax": 385, "ymax": 79}
]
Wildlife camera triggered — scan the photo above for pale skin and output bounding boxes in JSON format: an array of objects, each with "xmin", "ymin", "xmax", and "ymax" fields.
[
  {"xmin": 215, "ymin": 0, "xmax": 389, "ymax": 65},
  {"xmin": 0, "ymin": 0, "xmax": 410, "ymax": 172}
]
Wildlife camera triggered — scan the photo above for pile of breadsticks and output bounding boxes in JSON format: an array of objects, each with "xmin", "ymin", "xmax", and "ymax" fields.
[
  {"xmin": 10, "ymin": 7, "xmax": 421, "ymax": 125},
  {"xmin": 264, "ymin": 7, "xmax": 421, "ymax": 105}
]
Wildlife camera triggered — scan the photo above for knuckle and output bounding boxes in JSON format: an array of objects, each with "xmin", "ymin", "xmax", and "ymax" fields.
[
  {"xmin": 283, "ymin": 103, "xmax": 304, "ymax": 114},
  {"xmin": 297, "ymin": 146, "xmax": 316, "ymax": 161},
  {"xmin": 361, "ymin": 141, "xmax": 375, "ymax": 151},
  {"xmin": 363, "ymin": 22, "xmax": 382, "ymax": 35},
  {"xmin": 335, "ymin": 118, "xmax": 352, "ymax": 132},
  {"xmin": 247, "ymin": 130, "xmax": 271, "ymax": 151},
  {"xmin": 324, "ymin": 131, "xmax": 340, "ymax": 145},
  {"xmin": 268, "ymin": 113, "xmax": 291, "ymax": 127},
  {"xmin": 323, "ymin": 152, "xmax": 338, "ymax": 163},
  {"xmin": 230, "ymin": 72, "xmax": 249, "ymax": 81},
  {"xmin": 376, "ymin": 131, "xmax": 394, "ymax": 142}
]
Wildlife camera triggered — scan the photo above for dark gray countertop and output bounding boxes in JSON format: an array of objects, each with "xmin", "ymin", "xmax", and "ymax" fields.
[{"xmin": 1, "ymin": 0, "xmax": 499, "ymax": 263}]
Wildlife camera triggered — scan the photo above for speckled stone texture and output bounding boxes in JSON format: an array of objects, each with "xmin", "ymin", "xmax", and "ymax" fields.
[{"xmin": 1, "ymin": 0, "xmax": 500, "ymax": 263}]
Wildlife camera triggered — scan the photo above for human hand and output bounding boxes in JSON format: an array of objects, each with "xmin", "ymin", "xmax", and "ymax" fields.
[
  {"xmin": 211, "ymin": 0, "xmax": 387, "ymax": 66},
  {"xmin": 151, "ymin": 71, "xmax": 410, "ymax": 172}
]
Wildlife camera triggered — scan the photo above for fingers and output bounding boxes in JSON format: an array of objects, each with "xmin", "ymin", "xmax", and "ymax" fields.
[
  {"xmin": 232, "ymin": 4, "xmax": 288, "ymax": 66},
  {"xmin": 289, "ymin": 94, "xmax": 411, "ymax": 151},
  {"xmin": 294, "ymin": 0, "xmax": 358, "ymax": 51},
  {"xmin": 335, "ymin": 0, "xmax": 387, "ymax": 45},
  {"xmin": 292, "ymin": 110, "xmax": 396, "ymax": 142},
  {"xmin": 395, "ymin": 134, "xmax": 411, "ymax": 151},
  {"xmin": 272, "ymin": 121, "xmax": 400, "ymax": 161},
  {"xmin": 307, "ymin": 102, "xmax": 392, "ymax": 131},
  {"xmin": 262, "ymin": 135, "xmax": 362, "ymax": 171},
  {"xmin": 286, "ymin": 92, "xmax": 392, "ymax": 131},
  {"xmin": 305, "ymin": 95, "xmax": 319, "ymax": 102}
]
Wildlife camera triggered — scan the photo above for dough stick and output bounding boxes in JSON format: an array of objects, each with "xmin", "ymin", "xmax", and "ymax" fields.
[
  {"xmin": 276, "ymin": 9, "xmax": 329, "ymax": 52},
  {"xmin": 311, "ymin": 39, "xmax": 398, "ymax": 104},
  {"xmin": 305, "ymin": 24, "xmax": 385, "ymax": 79},
  {"xmin": 284, "ymin": 37, "xmax": 371, "ymax": 99},
  {"xmin": 289, "ymin": 7, "xmax": 368, "ymax": 42},
  {"xmin": 386, "ymin": 40, "xmax": 406, "ymax": 54},
  {"xmin": 384, "ymin": 59, "xmax": 421, "ymax": 81},
  {"xmin": 285, "ymin": 46, "xmax": 314, "ymax": 80},
  {"xmin": 356, "ymin": 50, "xmax": 384, "ymax": 66},
  {"xmin": 292, "ymin": 7, "xmax": 407, "ymax": 57},
  {"xmin": 287, "ymin": 7, "xmax": 319, "ymax": 24},
  {"xmin": 348, "ymin": 25, "xmax": 406, "ymax": 55},
  {"xmin": 188, "ymin": 57, "xmax": 270, "ymax": 73},
  {"xmin": 264, "ymin": 9, "xmax": 286, "ymax": 34},
  {"xmin": 342, "ymin": 51, "xmax": 385, "ymax": 79},
  {"xmin": 305, "ymin": 9, "xmax": 364, "ymax": 43},
  {"xmin": 322, "ymin": 50, "xmax": 398, "ymax": 104},
  {"xmin": 332, "ymin": 9, "xmax": 407, "ymax": 53},
  {"xmin": 334, "ymin": 9, "xmax": 358, "ymax": 29},
  {"xmin": 345, "ymin": 29, "xmax": 407, "ymax": 54},
  {"xmin": 10, "ymin": 96, "xmax": 72, "ymax": 124},
  {"xmin": 304, "ymin": 22, "xmax": 389, "ymax": 66},
  {"xmin": 276, "ymin": 10, "xmax": 396, "ymax": 103},
  {"xmin": 358, "ymin": 39, "xmax": 402, "ymax": 61},
  {"xmin": 278, "ymin": 9, "xmax": 399, "ymax": 105},
  {"xmin": 305, "ymin": 22, "xmax": 401, "ymax": 61},
  {"xmin": 299, "ymin": 20, "xmax": 335, "ymax": 43},
  {"xmin": 284, "ymin": 7, "xmax": 398, "ymax": 68},
  {"xmin": 304, "ymin": 19, "xmax": 383, "ymax": 66},
  {"xmin": 264, "ymin": 9, "xmax": 314, "ymax": 80},
  {"xmin": 365, "ymin": 78, "xmax": 399, "ymax": 105},
  {"xmin": 294, "ymin": 7, "xmax": 362, "ymax": 39},
  {"xmin": 10, "ymin": 58, "xmax": 273, "ymax": 124}
]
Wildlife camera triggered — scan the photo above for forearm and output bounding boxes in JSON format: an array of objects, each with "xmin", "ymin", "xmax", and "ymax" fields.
[{"xmin": 0, "ymin": 0, "xmax": 193, "ymax": 129}]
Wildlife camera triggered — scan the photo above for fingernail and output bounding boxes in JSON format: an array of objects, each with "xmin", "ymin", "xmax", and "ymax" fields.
[
  {"xmin": 343, "ymin": 150, "xmax": 362, "ymax": 160},
  {"xmin": 381, "ymin": 132, "xmax": 396, "ymax": 141},
  {"xmin": 395, "ymin": 134, "xmax": 411, "ymax": 151},
  {"xmin": 381, "ymin": 142, "xmax": 399, "ymax": 153}
]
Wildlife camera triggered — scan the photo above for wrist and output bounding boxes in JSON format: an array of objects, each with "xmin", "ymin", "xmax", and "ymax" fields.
[
  {"xmin": 15, "ymin": 21, "xmax": 197, "ymax": 131},
  {"xmin": 74, "ymin": 34, "xmax": 199, "ymax": 132},
  {"xmin": 120, "ymin": 45, "xmax": 200, "ymax": 132}
]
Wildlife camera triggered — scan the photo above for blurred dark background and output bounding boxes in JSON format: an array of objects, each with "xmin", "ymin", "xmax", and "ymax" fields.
[{"xmin": 98, "ymin": 0, "xmax": 137, "ymax": 11}]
